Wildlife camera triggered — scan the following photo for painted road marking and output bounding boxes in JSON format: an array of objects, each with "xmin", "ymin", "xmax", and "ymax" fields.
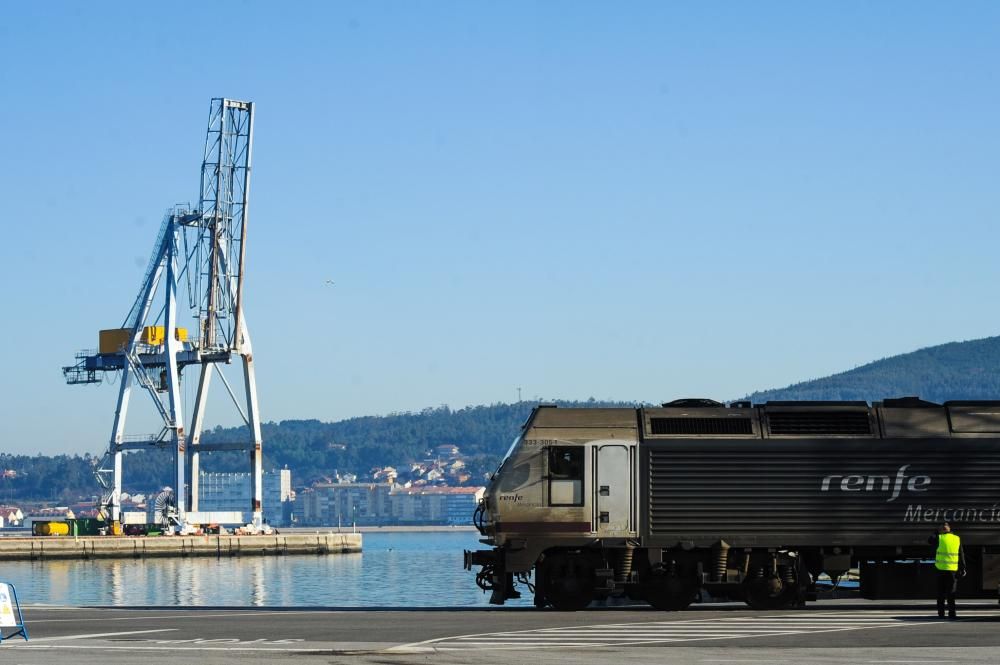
[
  {"xmin": 10, "ymin": 645, "xmax": 331, "ymax": 653},
  {"xmin": 5, "ymin": 628, "xmax": 177, "ymax": 644},
  {"xmin": 23, "ymin": 610, "xmax": 336, "ymax": 624},
  {"xmin": 392, "ymin": 609, "xmax": 1000, "ymax": 652}
]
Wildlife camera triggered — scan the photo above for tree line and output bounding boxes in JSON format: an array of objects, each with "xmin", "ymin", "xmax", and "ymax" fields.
[
  {"xmin": 11, "ymin": 334, "xmax": 1000, "ymax": 503},
  {"xmin": 4, "ymin": 399, "xmax": 632, "ymax": 502}
]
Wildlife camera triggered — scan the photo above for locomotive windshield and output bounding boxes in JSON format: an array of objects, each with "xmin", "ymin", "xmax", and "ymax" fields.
[{"xmin": 491, "ymin": 434, "xmax": 522, "ymax": 479}]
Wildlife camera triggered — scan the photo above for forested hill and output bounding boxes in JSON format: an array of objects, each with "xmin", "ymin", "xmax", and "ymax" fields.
[
  {"xmin": 746, "ymin": 336, "xmax": 1000, "ymax": 403},
  {"xmin": 201, "ymin": 399, "xmax": 637, "ymax": 484},
  {"xmin": 10, "ymin": 336, "xmax": 1000, "ymax": 501},
  {"xmin": 201, "ymin": 336, "xmax": 1000, "ymax": 484},
  {"xmin": 0, "ymin": 400, "xmax": 636, "ymax": 500},
  {"xmin": 240, "ymin": 335, "xmax": 1000, "ymax": 480}
]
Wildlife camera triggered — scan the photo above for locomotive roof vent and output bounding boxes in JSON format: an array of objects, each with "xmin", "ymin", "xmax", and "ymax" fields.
[
  {"xmin": 650, "ymin": 416, "xmax": 754, "ymax": 436},
  {"xmin": 661, "ymin": 398, "xmax": 724, "ymax": 408},
  {"xmin": 881, "ymin": 396, "xmax": 940, "ymax": 408},
  {"xmin": 766, "ymin": 409, "xmax": 872, "ymax": 436}
]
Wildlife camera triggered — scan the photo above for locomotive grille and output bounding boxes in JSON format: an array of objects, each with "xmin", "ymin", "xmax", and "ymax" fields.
[
  {"xmin": 650, "ymin": 417, "xmax": 753, "ymax": 436},
  {"xmin": 767, "ymin": 411, "xmax": 871, "ymax": 436},
  {"xmin": 644, "ymin": 440, "xmax": 1000, "ymax": 544}
]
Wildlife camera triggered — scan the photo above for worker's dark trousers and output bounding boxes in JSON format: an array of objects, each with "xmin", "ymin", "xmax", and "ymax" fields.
[{"xmin": 936, "ymin": 570, "xmax": 957, "ymax": 617}]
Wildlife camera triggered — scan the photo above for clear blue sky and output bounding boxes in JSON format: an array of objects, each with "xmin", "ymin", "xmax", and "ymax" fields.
[{"xmin": 1, "ymin": 2, "xmax": 998, "ymax": 455}]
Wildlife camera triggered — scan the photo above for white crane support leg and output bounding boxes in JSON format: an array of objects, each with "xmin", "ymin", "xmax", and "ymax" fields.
[
  {"xmin": 106, "ymin": 240, "xmax": 169, "ymax": 525},
  {"xmin": 164, "ymin": 235, "xmax": 187, "ymax": 524},
  {"xmin": 108, "ymin": 369, "xmax": 132, "ymax": 524},
  {"xmin": 187, "ymin": 362, "xmax": 213, "ymax": 512},
  {"xmin": 241, "ymin": 319, "xmax": 264, "ymax": 528}
]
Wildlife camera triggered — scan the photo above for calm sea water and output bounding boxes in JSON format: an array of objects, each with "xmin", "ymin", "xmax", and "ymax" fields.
[{"xmin": 1, "ymin": 531, "xmax": 533, "ymax": 608}]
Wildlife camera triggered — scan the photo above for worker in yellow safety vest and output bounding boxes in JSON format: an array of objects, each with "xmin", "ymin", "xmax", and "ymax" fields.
[{"xmin": 929, "ymin": 522, "xmax": 966, "ymax": 619}]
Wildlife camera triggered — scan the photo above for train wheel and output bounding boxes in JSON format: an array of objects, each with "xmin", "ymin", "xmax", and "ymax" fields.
[
  {"xmin": 541, "ymin": 551, "xmax": 595, "ymax": 611},
  {"xmin": 643, "ymin": 572, "xmax": 698, "ymax": 611},
  {"xmin": 742, "ymin": 575, "xmax": 797, "ymax": 610}
]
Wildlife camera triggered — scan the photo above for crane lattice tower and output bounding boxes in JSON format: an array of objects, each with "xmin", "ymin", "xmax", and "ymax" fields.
[{"xmin": 63, "ymin": 98, "xmax": 264, "ymax": 529}]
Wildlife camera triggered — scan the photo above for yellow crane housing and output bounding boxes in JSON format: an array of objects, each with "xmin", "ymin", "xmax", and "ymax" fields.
[{"xmin": 98, "ymin": 327, "xmax": 189, "ymax": 354}]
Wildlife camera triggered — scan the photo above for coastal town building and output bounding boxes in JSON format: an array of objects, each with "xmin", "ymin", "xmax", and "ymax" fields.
[
  {"xmin": 197, "ymin": 469, "xmax": 293, "ymax": 526},
  {"xmin": 389, "ymin": 486, "xmax": 484, "ymax": 525},
  {"xmin": 294, "ymin": 482, "xmax": 485, "ymax": 526},
  {"xmin": 2, "ymin": 508, "xmax": 23, "ymax": 526},
  {"xmin": 297, "ymin": 482, "xmax": 392, "ymax": 526}
]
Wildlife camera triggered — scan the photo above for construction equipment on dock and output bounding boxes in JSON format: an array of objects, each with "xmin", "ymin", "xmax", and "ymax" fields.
[{"xmin": 62, "ymin": 99, "xmax": 264, "ymax": 532}]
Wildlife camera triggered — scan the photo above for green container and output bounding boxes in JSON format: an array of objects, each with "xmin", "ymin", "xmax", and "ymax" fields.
[
  {"xmin": 63, "ymin": 518, "xmax": 102, "ymax": 536},
  {"xmin": 75, "ymin": 518, "xmax": 102, "ymax": 536}
]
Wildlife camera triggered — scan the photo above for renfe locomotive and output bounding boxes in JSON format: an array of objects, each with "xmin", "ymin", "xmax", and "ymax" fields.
[{"xmin": 464, "ymin": 399, "xmax": 1000, "ymax": 610}]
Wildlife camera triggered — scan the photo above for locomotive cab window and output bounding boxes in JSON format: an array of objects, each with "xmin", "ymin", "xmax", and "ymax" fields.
[
  {"xmin": 497, "ymin": 461, "xmax": 531, "ymax": 492},
  {"xmin": 548, "ymin": 446, "xmax": 584, "ymax": 506}
]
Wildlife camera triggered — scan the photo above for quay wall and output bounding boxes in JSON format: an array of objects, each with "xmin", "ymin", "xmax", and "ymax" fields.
[{"xmin": 0, "ymin": 532, "xmax": 361, "ymax": 561}]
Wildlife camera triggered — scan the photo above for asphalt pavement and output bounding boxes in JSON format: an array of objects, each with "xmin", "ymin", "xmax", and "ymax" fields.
[{"xmin": 4, "ymin": 600, "xmax": 1000, "ymax": 664}]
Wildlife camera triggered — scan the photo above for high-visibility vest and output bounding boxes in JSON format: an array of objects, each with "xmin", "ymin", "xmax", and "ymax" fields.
[{"xmin": 935, "ymin": 532, "xmax": 961, "ymax": 572}]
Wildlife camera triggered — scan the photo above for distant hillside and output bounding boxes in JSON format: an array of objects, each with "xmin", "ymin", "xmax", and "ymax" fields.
[
  {"xmin": 12, "ymin": 337, "xmax": 1000, "ymax": 502},
  {"xmin": 746, "ymin": 336, "xmax": 1000, "ymax": 403},
  {"xmin": 199, "ymin": 399, "xmax": 637, "ymax": 485},
  {"xmin": 4, "ymin": 399, "xmax": 637, "ymax": 501}
]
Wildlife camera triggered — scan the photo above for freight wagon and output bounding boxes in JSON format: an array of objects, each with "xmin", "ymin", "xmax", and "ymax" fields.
[{"xmin": 464, "ymin": 399, "xmax": 1000, "ymax": 610}]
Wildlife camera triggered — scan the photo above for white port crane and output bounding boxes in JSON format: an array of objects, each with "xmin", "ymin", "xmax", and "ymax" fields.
[{"xmin": 63, "ymin": 99, "xmax": 263, "ymax": 530}]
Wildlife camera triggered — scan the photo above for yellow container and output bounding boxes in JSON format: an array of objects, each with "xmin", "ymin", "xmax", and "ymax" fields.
[
  {"xmin": 38, "ymin": 521, "xmax": 70, "ymax": 536},
  {"xmin": 142, "ymin": 326, "xmax": 164, "ymax": 345},
  {"xmin": 141, "ymin": 326, "xmax": 188, "ymax": 345},
  {"xmin": 99, "ymin": 327, "xmax": 188, "ymax": 351},
  {"xmin": 99, "ymin": 329, "xmax": 132, "ymax": 355}
]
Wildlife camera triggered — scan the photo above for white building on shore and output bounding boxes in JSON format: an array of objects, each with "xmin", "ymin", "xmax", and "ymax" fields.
[
  {"xmin": 198, "ymin": 469, "xmax": 293, "ymax": 526},
  {"xmin": 389, "ymin": 486, "xmax": 484, "ymax": 525}
]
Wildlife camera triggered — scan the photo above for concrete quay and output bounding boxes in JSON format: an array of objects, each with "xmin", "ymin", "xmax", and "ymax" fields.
[{"xmin": 0, "ymin": 532, "xmax": 361, "ymax": 560}]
